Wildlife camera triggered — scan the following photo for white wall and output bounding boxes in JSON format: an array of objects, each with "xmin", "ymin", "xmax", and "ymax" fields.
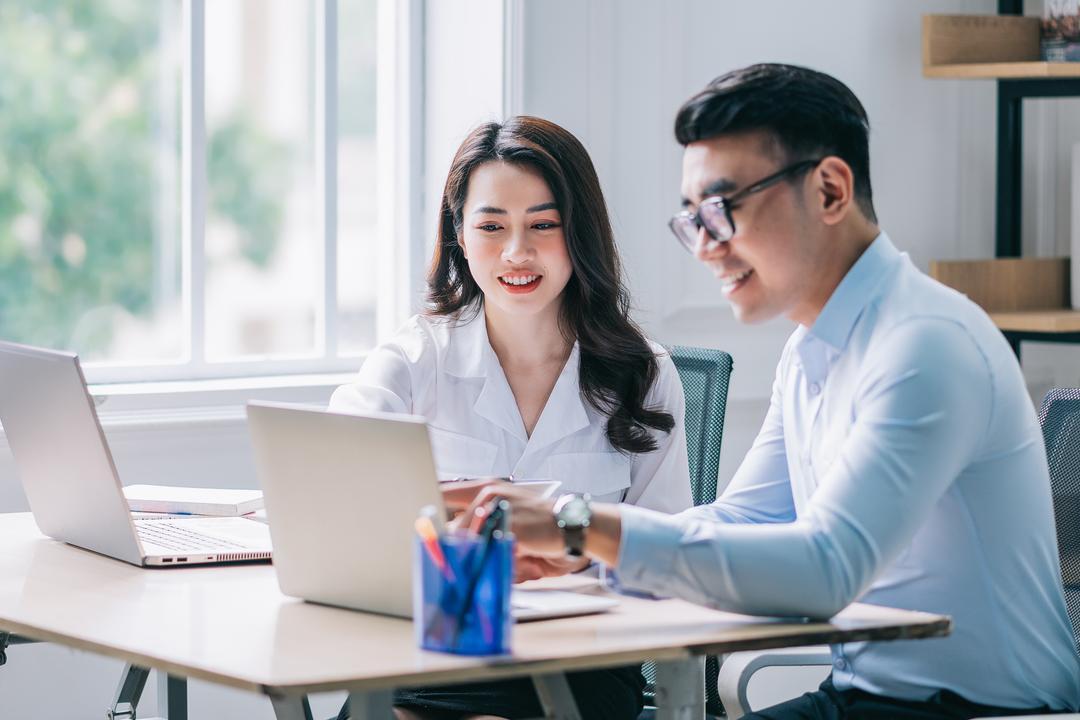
[{"xmin": 515, "ymin": 0, "xmax": 1080, "ymax": 488}]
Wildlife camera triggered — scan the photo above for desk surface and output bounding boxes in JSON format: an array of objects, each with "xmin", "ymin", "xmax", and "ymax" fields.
[{"xmin": 0, "ymin": 513, "xmax": 950, "ymax": 696}]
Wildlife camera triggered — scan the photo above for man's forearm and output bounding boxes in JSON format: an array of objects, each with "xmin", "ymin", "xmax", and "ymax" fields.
[{"xmin": 584, "ymin": 504, "xmax": 622, "ymax": 566}]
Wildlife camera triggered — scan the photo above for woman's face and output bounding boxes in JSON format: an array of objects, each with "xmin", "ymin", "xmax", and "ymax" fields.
[{"xmin": 459, "ymin": 161, "xmax": 573, "ymax": 322}]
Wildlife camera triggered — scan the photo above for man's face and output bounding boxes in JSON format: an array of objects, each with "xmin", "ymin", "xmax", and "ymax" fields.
[{"xmin": 680, "ymin": 131, "xmax": 820, "ymax": 325}]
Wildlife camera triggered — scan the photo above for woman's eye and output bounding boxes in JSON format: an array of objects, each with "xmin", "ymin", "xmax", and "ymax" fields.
[
  {"xmin": 477, "ymin": 223, "xmax": 501, "ymax": 232},
  {"xmin": 533, "ymin": 222, "xmax": 561, "ymax": 231}
]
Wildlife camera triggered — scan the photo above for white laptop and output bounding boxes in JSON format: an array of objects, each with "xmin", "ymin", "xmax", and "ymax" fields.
[
  {"xmin": 0, "ymin": 341, "xmax": 272, "ymax": 567},
  {"xmin": 246, "ymin": 402, "xmax": 618, "ymax": 621}
]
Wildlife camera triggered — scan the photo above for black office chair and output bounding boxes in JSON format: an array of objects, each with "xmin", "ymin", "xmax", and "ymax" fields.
[
  {"xmin": 979, "ymin": 389, "xmax": 1080, "ymax": 720},
  {"xmin": 1039, "ymin": 388, "xmax": 1080, "ymax": 652},
  {"xmin": 639, "ymin": 345, "xmax": 733, "ymax": 719}
]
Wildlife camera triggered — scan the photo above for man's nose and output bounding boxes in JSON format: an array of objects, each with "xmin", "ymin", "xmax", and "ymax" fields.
[{"xmin": 693, "ymin": 226, "xmax": 726, "ymax": 261}]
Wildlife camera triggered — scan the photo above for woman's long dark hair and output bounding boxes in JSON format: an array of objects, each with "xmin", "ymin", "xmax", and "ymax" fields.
[{"xmin": 427, "ymin": 116, "xmax": 673, "ymax": 454}]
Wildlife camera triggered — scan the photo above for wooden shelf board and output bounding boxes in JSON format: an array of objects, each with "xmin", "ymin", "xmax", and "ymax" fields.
[
  {"xmin": 991, "ymin": 310, "xmax": 1080, "ymax": 333},
  {"xmin": 924, "ymin": 62, "xmax": 1080, "ymax": 79}
]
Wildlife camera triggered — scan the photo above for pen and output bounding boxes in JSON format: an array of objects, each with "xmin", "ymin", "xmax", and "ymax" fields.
[
  {"xmin": 468, "ymin": 504, "xmax": 489, "ymax": 535},
  {"xmin": 420, "ymin": 502, "xmax": 445, "ymax": 534},
  {"xmin": 415, "ymin": 515, "xmax": 455, "ymax": 582},
  {"xmin": 452, "ymin": 499, "xmax": 509, "ymax": 645}
]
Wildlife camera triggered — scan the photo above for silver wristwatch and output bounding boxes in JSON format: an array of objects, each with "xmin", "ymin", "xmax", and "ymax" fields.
[{"xmin": 552, "ymin": 493, "xmax": 592, "ymax": 557}]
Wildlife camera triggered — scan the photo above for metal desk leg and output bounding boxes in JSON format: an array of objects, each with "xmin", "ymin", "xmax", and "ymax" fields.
[
  {"xmin": 532, "ymin": 672, "xmax": 583, "ymax": 720},
  {"xmin": 654, "ymin": 656, "xmax": 705, "ymax": 720},
  {"xmin": 270, "ymin": 693, "xmax": 313, "ymax": 720},
  {"xmin": 107, "ymin": 664, "xmax": 151, "ymax": 719},
  {"xmin": 347, "ymin": 689, "xmax": 393, "ymax": 720},
  {"xmin": 157, "ymin": 673, "xmax": 188, "ymax": 720}
]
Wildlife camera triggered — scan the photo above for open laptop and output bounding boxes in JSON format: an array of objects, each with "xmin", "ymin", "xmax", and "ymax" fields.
[
  {"xmin": 0, "ymin": 341, "xmax": 272, "ymax": 567},
  {"xmin": 246, "ymin": 402, "xmax": 618, "ymax": 620}
]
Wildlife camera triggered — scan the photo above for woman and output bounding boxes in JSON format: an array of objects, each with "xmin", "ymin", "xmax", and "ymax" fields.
[{"xmin": 331, "ymin": 116, "xmax": 690, "ymax": 720}]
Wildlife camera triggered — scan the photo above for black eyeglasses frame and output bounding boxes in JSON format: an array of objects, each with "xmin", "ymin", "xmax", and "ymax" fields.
[{"xmin": 669, "ymin": 158, "xmax": 823, "ymax": 251}]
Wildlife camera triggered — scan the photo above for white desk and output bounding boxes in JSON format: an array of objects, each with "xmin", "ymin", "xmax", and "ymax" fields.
[{"xmin": 0, "ymin": 513, "xmax": 950, "ymax": 719}]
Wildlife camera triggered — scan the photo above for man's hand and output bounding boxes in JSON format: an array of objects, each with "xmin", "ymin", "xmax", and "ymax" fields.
[
  {"xmin": 459, "ymin": 484, "xmax": 624, "ymax": 567},
  {"xmin": 461, "ymin": 483, "xmax": 565, "ymax": 556},
  {"xmin": 514, "ymin": 551, "xmax": 590, "ymax": 583}
]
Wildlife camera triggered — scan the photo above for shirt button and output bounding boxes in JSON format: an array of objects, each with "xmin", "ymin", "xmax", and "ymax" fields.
[
  {"xmin": 809, "ymin": 382, "xmax": 821, "ymax": 395},
  {"xmin": 834, "ymin": 658, "xmax": 846, "ymax": 670}
]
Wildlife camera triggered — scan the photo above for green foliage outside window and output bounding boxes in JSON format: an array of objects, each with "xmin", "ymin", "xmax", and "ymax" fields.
[{"xmin": 0, "ymin": 0, "xmax": 288, "ymax": 359}]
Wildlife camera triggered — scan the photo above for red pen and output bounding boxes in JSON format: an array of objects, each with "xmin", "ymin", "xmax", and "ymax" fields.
[{"xmin": 415, "ymin": 516, "xmax": 455, "ymax": 581}]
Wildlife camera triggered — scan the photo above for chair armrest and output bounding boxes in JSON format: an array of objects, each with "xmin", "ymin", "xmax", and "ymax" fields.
[{"xmin": 717, "ymin": 646, "xmax": 832, "ymax": 720}]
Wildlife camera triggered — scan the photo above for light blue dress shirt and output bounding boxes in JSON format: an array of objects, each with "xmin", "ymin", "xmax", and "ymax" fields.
[{"xmin": 617, "ymin": 233, "xmax": 1080, "ymax": 710}]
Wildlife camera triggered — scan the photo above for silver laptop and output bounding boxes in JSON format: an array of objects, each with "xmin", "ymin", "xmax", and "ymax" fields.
[
  {"xmin": 247, "ymin": 402, "xmax": 617, "ymax": 620},
  {"xmin": 0, "ymin": 341, "xmax": 272, "ymax": 567}
]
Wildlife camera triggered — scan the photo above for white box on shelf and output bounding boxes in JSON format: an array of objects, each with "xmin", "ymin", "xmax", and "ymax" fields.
[{"xmin": 1073, "ymin": 143, "xmax": 1080, "ymax": 309}]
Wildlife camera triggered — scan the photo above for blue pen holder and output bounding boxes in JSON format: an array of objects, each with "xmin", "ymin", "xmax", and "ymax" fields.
[{"xmin": 413, "ymin": 532, "xmax": 513, "ymax": 655}]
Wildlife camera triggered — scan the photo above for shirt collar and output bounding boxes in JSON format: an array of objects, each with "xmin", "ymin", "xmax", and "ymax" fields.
[
  {"xmin": 807, "ymin": 231, "xmax": 900, "ymax": 352},
  {"xmin": 443, "ymin": 307, "xmax": 494, "ymax": 378},
  {"xmin": 524, "ymin": 343, "xmax": 590, "ymax": 452},
  {"xmin": 442, "ymin": 305, "xmax": 590, "ymax": 447}
]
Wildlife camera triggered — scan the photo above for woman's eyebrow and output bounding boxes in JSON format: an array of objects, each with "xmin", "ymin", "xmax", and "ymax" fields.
[{"xmin": 471, "ymin": 202, "xmax": 558, "ymax": 214}]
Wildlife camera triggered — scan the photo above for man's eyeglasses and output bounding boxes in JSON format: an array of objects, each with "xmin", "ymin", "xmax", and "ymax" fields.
[{"xmin": 668, "ymin": 158, "xmax": 822, "ymax": 253}]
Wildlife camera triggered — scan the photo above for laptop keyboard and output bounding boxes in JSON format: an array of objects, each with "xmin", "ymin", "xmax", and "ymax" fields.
[{"xmin": 135, "ymin": 520, "xmax": 247, "ymax": 552}]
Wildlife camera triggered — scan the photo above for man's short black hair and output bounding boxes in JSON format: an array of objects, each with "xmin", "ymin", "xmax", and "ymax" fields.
[{"xmin": 675, "ymin": 63, "xmax": 877, "ymax": 223}]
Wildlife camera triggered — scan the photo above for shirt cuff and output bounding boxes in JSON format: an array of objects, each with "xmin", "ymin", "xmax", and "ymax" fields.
[{"xmin": 615, "ymin": 504, "xmax": 686, "ymax": 593}]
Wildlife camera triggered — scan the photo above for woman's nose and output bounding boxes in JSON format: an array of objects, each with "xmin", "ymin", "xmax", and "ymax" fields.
[{"xmin": 501, "ymin": 230, "xmax": 532, "ymax": 263}]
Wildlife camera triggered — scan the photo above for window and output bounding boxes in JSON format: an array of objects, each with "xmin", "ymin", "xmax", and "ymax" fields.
[{"xmin": 0, "ymin": 0, "xmax": 388, "ymax": 384}]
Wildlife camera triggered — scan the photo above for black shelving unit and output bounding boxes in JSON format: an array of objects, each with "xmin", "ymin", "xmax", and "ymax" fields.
[
  {"xmin": 993, "ymin": 0, "xmax": 1080, "ymax": 358},
  {"xmin": 995, "ymin": 0, "xmax": 1080, "ymax": 257}
]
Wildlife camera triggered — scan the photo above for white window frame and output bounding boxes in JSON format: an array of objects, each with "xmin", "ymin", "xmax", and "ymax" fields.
[{"xmin": 83, "ymin": 0, "xmax": 423, "ymax": 397}]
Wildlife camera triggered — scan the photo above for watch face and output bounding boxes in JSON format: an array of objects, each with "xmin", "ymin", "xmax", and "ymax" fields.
[{"xmin": 559, "ymin": 497, "xmax": 590, "ymax": 526}]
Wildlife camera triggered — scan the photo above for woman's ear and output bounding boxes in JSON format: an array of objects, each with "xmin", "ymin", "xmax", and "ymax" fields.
[
  {"xmin": 457, "ymin": 233, "xmax": 468, "ymax": 259},
  {"xmin": 813, "ymin": 156, "xmax": 855, "ymax": 226}
]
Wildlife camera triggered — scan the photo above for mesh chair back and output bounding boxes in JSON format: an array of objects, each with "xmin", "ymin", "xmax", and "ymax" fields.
[
  {"xmin": 1039, "ymin": 388, "xmax": 1080, "ymax": 653},
  {"xmin": 670, "ymin": 346, "xmax": 733, "ymax": 506},
  {"xmin": 641, "ymin": 346, "xmax": 733, "ymax": 717}
]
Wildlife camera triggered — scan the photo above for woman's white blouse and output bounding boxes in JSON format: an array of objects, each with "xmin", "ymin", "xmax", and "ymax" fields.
[{"xmin": 329, "ymin": 312, "xmax": 691, "ymax": 513}]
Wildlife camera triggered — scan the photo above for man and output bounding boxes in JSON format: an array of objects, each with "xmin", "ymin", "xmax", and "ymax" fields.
[{"xmin": 467, "ymin": 64, "xmax": 1080, "ymax": 718}]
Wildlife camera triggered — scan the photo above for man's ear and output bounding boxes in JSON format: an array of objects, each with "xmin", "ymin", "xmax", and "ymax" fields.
[{"xmin": 813, "ymin": 156, "xmax": 855, "ymax": 226}]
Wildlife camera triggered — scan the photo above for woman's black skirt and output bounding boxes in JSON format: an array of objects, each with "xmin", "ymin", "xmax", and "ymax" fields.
[{"xmin": 337, "ymin": 664, "xmax": 645, "ymax": 720}]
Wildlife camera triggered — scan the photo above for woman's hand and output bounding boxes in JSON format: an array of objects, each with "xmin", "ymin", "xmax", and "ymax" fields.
[
  {"xmin": 514, "ymin": 551, "xmax": 589, "ymax": 583},
  {"xmin": 439, "ymin": 478, "xmax": 506, "ymax": 514}
]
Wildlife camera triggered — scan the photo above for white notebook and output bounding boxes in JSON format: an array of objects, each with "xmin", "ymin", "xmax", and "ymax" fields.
[{"xmin": 123, "ymin": 485, "xmax": 263, "ymax": 517}]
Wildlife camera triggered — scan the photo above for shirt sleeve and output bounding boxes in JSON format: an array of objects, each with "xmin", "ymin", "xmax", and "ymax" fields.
[
  {"xmin": 622, "ymin": 350, "xmax": 693, "ymax": 513},
  {"xmin": 328, "ymin": 316, "xmax": 434, "ymax": 415},
  {"xmin": 615, "ymin": 318, "xmax": 992, "ymax": 619}
]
